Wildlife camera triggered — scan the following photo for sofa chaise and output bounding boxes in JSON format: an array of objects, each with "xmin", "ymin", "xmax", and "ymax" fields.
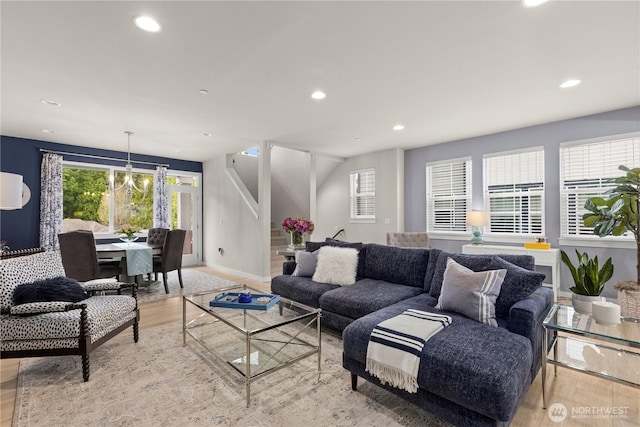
[{"xmin": 271, "ymin": 239, "xmax": 553, "ymax": 427}]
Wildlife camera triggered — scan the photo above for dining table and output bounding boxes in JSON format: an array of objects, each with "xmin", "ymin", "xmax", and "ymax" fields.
[{"xmin": 96, "ymin": 242, "xmax": 163, "ymax": 285}]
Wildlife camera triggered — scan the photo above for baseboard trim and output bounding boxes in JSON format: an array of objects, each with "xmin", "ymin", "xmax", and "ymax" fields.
[{"xmin": 204, "ymin": 262, "xmax": 271, "ymax": 283}]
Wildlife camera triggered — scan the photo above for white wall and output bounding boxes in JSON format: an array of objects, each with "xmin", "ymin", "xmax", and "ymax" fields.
[
  {"xmin": 202, "ymin": 154, "xmax": 266, "ymax": 280},
  {"xmin": 316, "ymin": 148, "xmax": 404, "ymax": 244},
  {"xmin": 271, "ymin": 146, "xmax": 310, "ymax": 229},
  {"xmin": 232, "ymin": 153, "xmax": 259, "ymax": 202},
  {"xmin": 202, "ymin": 146, "xmax": 403, "ymax": 279}
]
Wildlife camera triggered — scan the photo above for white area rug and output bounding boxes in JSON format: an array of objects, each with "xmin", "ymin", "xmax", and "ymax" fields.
[
  {"xmin": 13, "ymin": 323, "xmax": 451, "ymax": 427},
  {"xmin": 134, "ymin": 268, "xmax": 239, "ymax": 304}
]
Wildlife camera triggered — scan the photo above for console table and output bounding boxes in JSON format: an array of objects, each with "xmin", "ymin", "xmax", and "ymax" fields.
[{"xmin": 462, "ymin": 244, "xmax": 559, "ymax": 302}]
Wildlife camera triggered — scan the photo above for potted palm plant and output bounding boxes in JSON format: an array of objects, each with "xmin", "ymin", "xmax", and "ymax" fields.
[
  {"xmin": 560, "ymin": 250, "xmax": 614, "ymax": 314},
  {"xmin": 583, "ymin": 165, "xmax": 640, "ymax": 318}
]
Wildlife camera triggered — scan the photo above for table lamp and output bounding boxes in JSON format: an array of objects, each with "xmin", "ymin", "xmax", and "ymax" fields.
[{"xmin": 466, "ymin": 210, "xmax": 488, "ymax": 245}]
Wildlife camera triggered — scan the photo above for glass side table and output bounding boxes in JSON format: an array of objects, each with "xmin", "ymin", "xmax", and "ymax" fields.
[{"xmin": 542, "ymin": 304, "xmax": 640, "ymax": 409}]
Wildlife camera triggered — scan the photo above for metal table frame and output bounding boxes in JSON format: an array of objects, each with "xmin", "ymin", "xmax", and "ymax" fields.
[
  {"xmin": 183, "ymin": 284, "xmax": 321, "ymax": 407},
  {"xmin": 541, "ymin": 304, "xmax": 640, "ymax": 409}
]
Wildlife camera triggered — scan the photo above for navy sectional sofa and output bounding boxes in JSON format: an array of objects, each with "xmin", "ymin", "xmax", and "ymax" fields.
[{"xmin": 270, "ymin": 241, "xmax": 554, "ymax": 427}]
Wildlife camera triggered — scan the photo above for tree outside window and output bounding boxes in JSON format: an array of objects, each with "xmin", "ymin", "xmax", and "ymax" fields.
[{"xmin": 62, "ymin": 165, "xmax": 154, "ymax": 233}]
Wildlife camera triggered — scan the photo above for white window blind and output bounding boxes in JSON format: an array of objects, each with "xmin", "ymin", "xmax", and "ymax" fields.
[
  {"xmin": 484, "ymin": 148, "xmax": 544, "ymax": 236},
  {"xmin": 426, "ymin": 158, "xmax": 471, "ymax": 232},
  {"xmin": 560, "ymin": 134, "xmax": 640, "ymax": 239},
  {"xmin": 350, "ymin": 169, "xmax": 375, "ymax": 220}
]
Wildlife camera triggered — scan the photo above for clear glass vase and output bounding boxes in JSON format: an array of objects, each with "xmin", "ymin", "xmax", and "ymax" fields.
[
  {"xmin": 119, "ymin": 235, "xmax": 139, "ymax": 244},
  {"xmin": 288, "ymin": 231, "xmax": 304, "ymax": 249}
]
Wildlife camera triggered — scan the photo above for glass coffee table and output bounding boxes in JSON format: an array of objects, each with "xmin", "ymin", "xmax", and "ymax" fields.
[
  {"xmin": 542, "ymin": 304, "xmax": 640, "ymax": 408},
  {"xmin": 183, "ymin": 284, "xmax": 321, "ymax": 407}
]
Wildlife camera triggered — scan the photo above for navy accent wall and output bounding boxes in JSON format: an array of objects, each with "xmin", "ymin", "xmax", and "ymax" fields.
[{"xmin": 0, "ymin": 135, "xmax": 202, "ymax": 250}]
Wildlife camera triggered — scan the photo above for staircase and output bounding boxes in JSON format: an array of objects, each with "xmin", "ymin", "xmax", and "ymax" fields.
[{"xmin": 270, "ymin": 223, "xmax": 287, "ymax": 277}]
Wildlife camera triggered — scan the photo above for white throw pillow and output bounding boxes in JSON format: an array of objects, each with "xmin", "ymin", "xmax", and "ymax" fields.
[
  {"xmin": 435, "ymin": 257, "xmax": 506, "ymax": 326},
  {"xmin": 312, "ymin": 246, "xmax": 358, "ymax": 286}
]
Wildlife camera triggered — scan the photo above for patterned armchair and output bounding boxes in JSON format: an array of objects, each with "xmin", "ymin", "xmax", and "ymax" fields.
[{"xmin": 0, "ymin": 250, "xmax": 139, "ymax": 381}]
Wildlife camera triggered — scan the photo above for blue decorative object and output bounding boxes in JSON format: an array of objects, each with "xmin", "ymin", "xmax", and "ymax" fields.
[
  {"xmin": 238, "ymin": 292, "xmax": 252, "ymax": 303},
  {"xmin": 209, "ymin": 292, "xmax": 280, "ymax": 311},
  {"xmin": 470, "ymin": 228, "xmax": 484, "ymax": 245}
]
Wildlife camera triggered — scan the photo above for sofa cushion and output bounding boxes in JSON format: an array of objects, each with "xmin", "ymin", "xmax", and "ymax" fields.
[
  {"xmin": 429, "ymin": 251, "xmax": 535, "ymax": 301},
  {"xmin": 342, "ymin": 293, "xmax": 533, "ymax": 421},
  {"xmin": 0, "ymin": 251, "xmax": 67, "ymax": 312},
  {"xmin": 271, "ymin": 275, "xmax": 340, "ymax": 308},
  {"xmin": 312, "ymin": 246, "xmax": 358, "ymax": 285},
  {"xmin": 490, "ymin": 256, "xmax": 545, "ymax": 318},
  {"xmin": 319, "ymin": 279, "xmax": 424, "ymax": 320},
  {"xmin": 292, "ymin": 250, "xmax": 318, "ymax": 277},
  {"xmin": 305, "ymin": 241, "xmax": 326, "ymax": 252},
  {"xmin": 435, "ymin": 258, "xmax": 506, "ymax": 326},
  {"xmin": 362, "ymin": 244, "xmax": 430, "ymax": 288}
]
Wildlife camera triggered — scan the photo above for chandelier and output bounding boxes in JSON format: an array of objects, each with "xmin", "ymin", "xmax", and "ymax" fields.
[{"xmin": 111, "ymin": 131, "xmax": 149, "ymax": 206}]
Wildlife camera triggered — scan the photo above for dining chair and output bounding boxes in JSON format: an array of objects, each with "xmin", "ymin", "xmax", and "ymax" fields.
[
  {"xmin": 153, "ymin": 229, "xmax": 186, "ymax": 293},
  {"xmin": 58, "ymin": 230, "xmax": 122, "ymax": 282},
  {"xmin": 146, "ymin": 227, "xmax": 169, "ymax": 247},
  {"xmin": 146, "ymin": 227, "xmax": 169, "ymax": 281}
]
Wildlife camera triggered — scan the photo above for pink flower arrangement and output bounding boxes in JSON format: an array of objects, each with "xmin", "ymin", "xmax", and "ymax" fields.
[{"xmin": 282, "ymin": 216, "xmax": 315, "ymax": 235}]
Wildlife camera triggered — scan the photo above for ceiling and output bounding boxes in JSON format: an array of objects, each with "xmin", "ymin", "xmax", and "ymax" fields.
[{"xmin": 2, "ymin": 1, "xmax": 639, "ymax": 162}]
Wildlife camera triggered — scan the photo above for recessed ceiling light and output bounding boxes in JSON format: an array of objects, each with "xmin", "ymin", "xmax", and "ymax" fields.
[
  {"xmin": 560, "ymin": 79, "xmax": 581, "ymax": 88},
  {"xmin": 201, "ymin": 132, "xmax": 212, "ymax": 137},
  {"xmin": 133, "ymin": 16, "xmax": 162, "ymax": 33},
  {"xmin": 40, "ymin": 99, "xmax": 61, "ymax": 107},
  {"xmin": 41, "ymin": 129, "xmax": 56, "ymax": 134},
  {"xmin": 311, "ymin": 91, "xmax": 326, "ymax": 100},
  {"xmin": 523, "ymin": 0, "xmax": 548, "ymax": 7},
  {"xmin": 393, "ymin": 124, "xmax": 405, "ymax": 131},
  {"xmin": 199, "ymin": 89, "xmax": 209, "ymax": 95},
  {"xmin": 355, "ymin": 137, "xmax": 362, "ymax": 142}
]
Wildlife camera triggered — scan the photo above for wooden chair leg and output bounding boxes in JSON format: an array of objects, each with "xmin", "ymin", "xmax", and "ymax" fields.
[
  {"xmin": 178, "ymin": 269, "xmax": 184, "ymax": 288},
  {"xmin": 82, "ymin": 353, "xmax": 90, "ymax": 382},
  {"xmin": 133, "ymin": 318, "xmax": 139, "ymax": 343},
  {"xmin": 162, "ymin": 272, "xmax": 169, "ymax": 294}
]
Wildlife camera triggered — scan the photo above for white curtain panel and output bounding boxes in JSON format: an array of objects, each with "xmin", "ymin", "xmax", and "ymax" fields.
[
  {"xmin": 153, "ymin": 165, "xmax": 170, "ymax": 228},
  {"xmin": 39, "ymin": 152, "xmax": 63, "ymax": 251}
]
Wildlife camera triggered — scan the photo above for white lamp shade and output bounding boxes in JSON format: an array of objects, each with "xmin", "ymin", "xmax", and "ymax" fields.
[
  {"xmin": 466, "ymin": 210, "xmax": 489, "ymax": 227},
  {"xmin": 0, "ymin": 172, "xmax": 23, "ymax": 210}
]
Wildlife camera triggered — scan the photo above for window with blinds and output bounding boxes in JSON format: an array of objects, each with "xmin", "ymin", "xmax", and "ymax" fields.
[
  {"xmin": 350, "ymin": 168, "xmax": 375, "ymax": 221},
  {"xmin": 426, "ymin": 158, "xmax": 471, "ymax": 232},
  {"xmin": 560, "ymin": 134, "xmax": 639, "ymax": 239},
  {"xmin": 484, "ymin": 148, "xmax": 544, "ymax": 236}
]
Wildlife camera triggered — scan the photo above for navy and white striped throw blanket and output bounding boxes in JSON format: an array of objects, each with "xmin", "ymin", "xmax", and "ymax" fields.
[{"xmin": 365, "ymin": 309, "xmax": 452, "ymax": 393}]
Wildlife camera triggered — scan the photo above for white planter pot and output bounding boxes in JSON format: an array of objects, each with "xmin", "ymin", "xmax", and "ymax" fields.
[{"xmin": 572, "ymin": 294, "xmax": 604, "ymax": 315}]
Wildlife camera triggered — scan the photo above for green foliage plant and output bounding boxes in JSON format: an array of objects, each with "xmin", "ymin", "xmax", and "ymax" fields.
[
  {"xmin": 583, "ymin": 165, "xmax": 640, "ymax": 286},
  {"xmin": 560, "ymin": 249, "xmax": 614, "ymax": 296}
]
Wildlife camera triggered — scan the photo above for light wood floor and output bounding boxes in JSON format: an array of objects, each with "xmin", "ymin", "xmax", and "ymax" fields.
[{"xmin": 2, "ymin": 266, "xmax": 639, "ymax": 427}]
